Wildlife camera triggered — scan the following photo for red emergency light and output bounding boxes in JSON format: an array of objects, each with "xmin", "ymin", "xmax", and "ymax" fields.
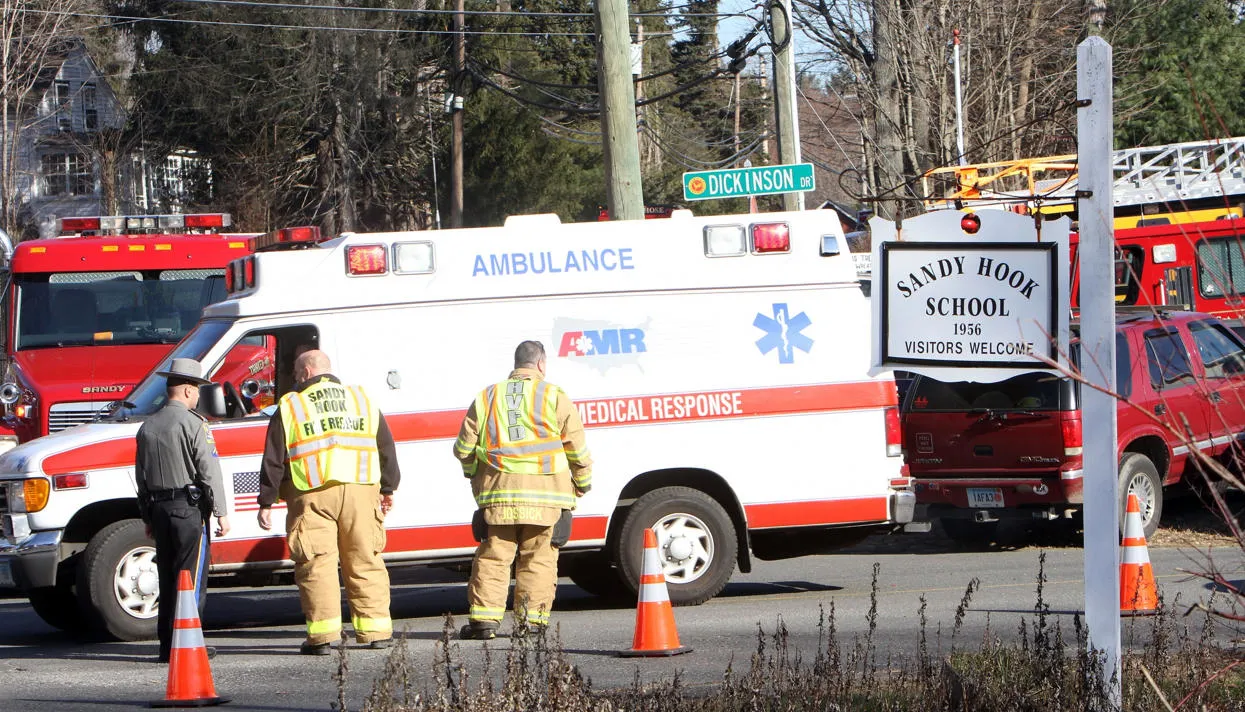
[
  {"xmin": 184, "ymin": 213, "xmax": 230, "ymax": 228},
  {"xmin": 252, "ymin": 226, "xmax": 322, "ymax": 252},
  {"xmin": 751, "ymin": 222, "xmax": 790, "ymax": 253},
  {"xmin": 346, "ymin": 244, "xmax": 388, "ymax": 276},
  {"xmin": 244, "ymin": 256, "xmax": 256, "ymax": 288},
  {"xmin": 60, "ymin": 217, "xmax": 101, "ymax": 232}
]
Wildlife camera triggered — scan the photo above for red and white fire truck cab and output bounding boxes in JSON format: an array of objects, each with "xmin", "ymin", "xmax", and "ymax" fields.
[
  {"xmin": 0, "ymin": 214, "xmax": 257, "ymax": 443},
  {"xmin": 1070, "ymin": 215, "xmax": 1245, "ymax": 318}
]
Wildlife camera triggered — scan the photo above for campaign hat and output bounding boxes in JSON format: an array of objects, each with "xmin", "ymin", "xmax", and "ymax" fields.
[{"xmin": 156, "ymin": 358, "xmax": 212, "ymax": 386}]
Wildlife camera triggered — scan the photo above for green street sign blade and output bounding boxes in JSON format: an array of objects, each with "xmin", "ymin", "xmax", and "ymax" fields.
[{"xmin": 682, "ymin": 163, "xmax": 816, "ymax": 201}]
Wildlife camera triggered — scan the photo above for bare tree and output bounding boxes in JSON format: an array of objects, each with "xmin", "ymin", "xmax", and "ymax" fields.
[
  {"xmin": 793, "ymin": 0, "xmax": 1090, "ymax": 218},
  {"xmin": 0, "ymin": 0, "xmax": 90, "ymax": 237}
]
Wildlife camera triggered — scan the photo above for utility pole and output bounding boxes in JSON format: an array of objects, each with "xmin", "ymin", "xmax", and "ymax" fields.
[
  {"xmin": 769, "ymin": 0, "xmax": 802, "ymax": 211},
  {"xmin": 733, "ymin": 72, "xmax": 742, "ymax": 166},
  {"xmin": 450, "ymin": 0, "xmax": 465, "ymax": 228},
  {"xmin": 596, "ymin": 0, "xmax": 643, "ymax": 220},
  {"xmin": 952, "ymin": 29, "xmax": 966, "ymax": 167}
]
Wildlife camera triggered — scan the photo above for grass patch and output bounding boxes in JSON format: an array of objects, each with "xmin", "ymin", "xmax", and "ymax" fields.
[{"xmin": 341, "ymin": 556, "xmax": 1244, "ymax": 711}]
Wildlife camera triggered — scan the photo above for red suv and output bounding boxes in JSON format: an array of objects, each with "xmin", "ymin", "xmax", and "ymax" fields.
[{"xmin": 901, "ymin": 310, "xmax": 1245, "ymax": 541}]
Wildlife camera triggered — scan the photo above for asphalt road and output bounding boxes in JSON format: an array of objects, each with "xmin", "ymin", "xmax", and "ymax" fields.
[{"xmin": 2, "ymin": 524, "xmax": 1242, "ymax": 712}]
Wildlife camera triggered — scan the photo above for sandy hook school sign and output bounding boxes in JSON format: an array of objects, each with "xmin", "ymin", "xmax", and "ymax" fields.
[{"xmin": 868, "ymin": 210, "xmax": 1071, "ymax": 384}]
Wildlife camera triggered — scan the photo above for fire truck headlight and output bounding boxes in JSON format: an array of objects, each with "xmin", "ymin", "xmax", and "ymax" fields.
[{"xmin": 0, "ymin": 383, "xmax": 20, "ymax": 405}]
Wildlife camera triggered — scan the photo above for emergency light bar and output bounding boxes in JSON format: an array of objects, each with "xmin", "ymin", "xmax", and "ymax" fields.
[
  {"xmin": 252, "ymin": 226, "xmax": 323, "ymax": 252},
  {"xmin": 702, "ymin": 221, "xmax": 791, "ymax": 257},
  {"xmin": 58, "ymin": 213, "xmax": 231, "ymax": 236},
  {"xmin": 225, "ymin": 255, "xmax": 259, "ymax": 294}
]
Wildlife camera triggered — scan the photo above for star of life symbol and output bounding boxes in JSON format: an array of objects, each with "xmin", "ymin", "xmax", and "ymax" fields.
[{"xmin": 754, "ymin": 303, "xmax": 813, "ymax": 364}]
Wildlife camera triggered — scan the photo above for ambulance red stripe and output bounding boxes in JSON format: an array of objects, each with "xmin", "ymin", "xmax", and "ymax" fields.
[{"xmin": 42, "ymin": 380, "xmax": 894, "ymax": 475}]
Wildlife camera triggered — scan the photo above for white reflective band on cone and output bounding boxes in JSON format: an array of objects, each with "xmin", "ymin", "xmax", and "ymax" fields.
[
  {"xmin": 642, "ymin": 547, "xmax": 662, "ymax": 575},
  {"xmin": 177, "ymin": 589, "xmax": 198, "ymax": 616},
  {"xmin": 1122, "ymin": 545, "xmax": 1151, "ymax": 565},
  {"xmin": 172, "ymin": 626, "xmax": 206, "ymax": 650},
  {"xmin": 640, "ymin": 582, "xmax": 670, "ymax": 603}
]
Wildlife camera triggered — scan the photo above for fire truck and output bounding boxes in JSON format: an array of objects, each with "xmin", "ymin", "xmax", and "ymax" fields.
[
  {"xmin": 921, "ymin": 136, "xmax": 1245, "ymax": 316},
  {"xmin": 0, "ymin": 214, "xmax": 258, "ymax": 443}
]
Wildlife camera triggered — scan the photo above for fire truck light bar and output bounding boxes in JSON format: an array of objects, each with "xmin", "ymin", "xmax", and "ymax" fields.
[{"xmin": 58, "ymin": 214, "xmax": 232, "ymax": 235}]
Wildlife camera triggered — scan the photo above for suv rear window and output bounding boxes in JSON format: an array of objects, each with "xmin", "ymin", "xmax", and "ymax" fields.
[{"xmin": 905, "ymin": 373, "xmax": 1066, "ymax": 412}]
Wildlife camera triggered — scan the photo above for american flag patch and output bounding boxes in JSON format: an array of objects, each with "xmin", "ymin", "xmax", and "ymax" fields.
[{"xmin": 231, "ymin": 471, "xmax": 284, "ymax": 512}]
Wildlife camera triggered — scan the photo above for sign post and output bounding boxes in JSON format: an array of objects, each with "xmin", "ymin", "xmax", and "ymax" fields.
[
  {"xmin": 1077, "ymin": 35, "xmax": 1122, "ymax": 708},
  {"xmin": 682, "ymin": 163, "xmax": 815, "ymax": 202}
]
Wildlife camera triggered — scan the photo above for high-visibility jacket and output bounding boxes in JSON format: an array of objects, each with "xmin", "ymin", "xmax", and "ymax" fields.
[
  {"xmin": 457, "ymin": 373, "xmax": 587, "ymax": 516},
  {"xmin": 280, "ymin": 379, "xmax": 381, "ymax": 491}
]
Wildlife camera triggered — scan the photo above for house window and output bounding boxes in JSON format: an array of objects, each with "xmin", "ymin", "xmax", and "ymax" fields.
[
  {"xmin": 42, "ymin": 153, "xmax": 93, "ymax": 196},
  {"xmin": 83, "ymin": 82, "xmax": 98, "ymax": 132},
  {"xmin": 54, "ymin": 80, "xmax": 72, "ymax": 131}
]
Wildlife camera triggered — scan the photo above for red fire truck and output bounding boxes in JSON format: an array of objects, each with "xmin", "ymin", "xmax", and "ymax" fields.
[
  {"xmin": 921, "ymin": 136, "xmax": 1245, "ymax": 318},
  {"xmin": 0, "ymin": 214, "xmax": 258, "ymax": 442}
]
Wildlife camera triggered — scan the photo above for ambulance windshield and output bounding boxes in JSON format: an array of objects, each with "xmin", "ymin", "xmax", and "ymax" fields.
[
  {"xmin": 13, "ymin": 269, "xmax": 226, "ymax": 350},
  {"xmin": 108, "ymin": 319, "xmax": 233, "ymax": 418}
]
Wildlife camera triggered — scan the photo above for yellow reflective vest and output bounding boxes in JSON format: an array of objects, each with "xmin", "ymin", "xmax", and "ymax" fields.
[
  {"xmin": 280, "ymin": 379, "xmax": 381, "ymax": 491},
  {"xmin": 462, "ymin": 375, "xmax": 578, "ymax": 512}
]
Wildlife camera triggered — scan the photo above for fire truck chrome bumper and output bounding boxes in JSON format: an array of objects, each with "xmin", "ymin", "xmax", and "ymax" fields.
[
  {"xmin": 0, "ymin": 529, "xmax": 62, "ymax": 590},
  {"xmin": 891, "ymin": 490, "xmax": 916, "ymax": 524}
]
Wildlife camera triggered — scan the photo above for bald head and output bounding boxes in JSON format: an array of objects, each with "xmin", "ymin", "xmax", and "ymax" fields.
[{"xmin": 294, "ymin": 349, "xmax": 331, "ymax": 382}]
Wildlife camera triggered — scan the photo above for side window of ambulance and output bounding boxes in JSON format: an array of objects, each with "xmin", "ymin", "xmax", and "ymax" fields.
[{"xmin": 208, "ymin": 325, "xmax": 319, "ymax": 419}]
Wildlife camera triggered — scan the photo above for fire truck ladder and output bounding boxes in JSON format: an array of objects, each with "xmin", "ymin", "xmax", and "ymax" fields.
[{"xmin": 922, "ymin": 135, "xmax": 1245, "ymax": 212}]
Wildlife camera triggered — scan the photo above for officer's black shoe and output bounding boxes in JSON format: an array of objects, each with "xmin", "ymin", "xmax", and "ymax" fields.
[
  {"xmin": 300, "ymin": 642, "xmax": 332, "ymax": 656},
  {"xmin": 459, "ymin": 623, "xmax": 497, "ymax": 640},
  {"xmin": 367, "ymin": 638, "xmax": 394, "ymax": 650}
]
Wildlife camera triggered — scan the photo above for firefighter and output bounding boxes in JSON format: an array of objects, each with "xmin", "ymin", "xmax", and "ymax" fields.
[
  {"xmin": 134, "ymin": 358, "xmax": 231, "ymax": 663},
  {"xmin": 255, "ymin": 350, "xmax": 401, "ymax": 655},
  {"xmin": 453, "ymin": 340, "xmax": 592, "ymax": 640}
]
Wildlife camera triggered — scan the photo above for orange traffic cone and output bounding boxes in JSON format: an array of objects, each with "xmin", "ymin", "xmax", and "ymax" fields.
[
  {"xmin": 152, "ymin": 569, "xmax": 229, "ymax": 708},
  {"xmin": 619, "ymin": 528, "xmax": 691, "ymax": 657},
  {"xmin": 1120, "ymin": 493, "xmax": 1159, "ymax": 616}
]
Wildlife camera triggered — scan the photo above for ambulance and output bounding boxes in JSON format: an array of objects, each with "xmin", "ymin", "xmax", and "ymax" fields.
[{"xmin": 0, "ymin": 209, "xmax": 913, "ymax": 641}]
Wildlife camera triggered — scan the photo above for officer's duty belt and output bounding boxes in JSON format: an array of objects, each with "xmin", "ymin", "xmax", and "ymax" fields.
[{"xmin": 145, "ymin": 486, "xmax": 196, "ymax": 502}]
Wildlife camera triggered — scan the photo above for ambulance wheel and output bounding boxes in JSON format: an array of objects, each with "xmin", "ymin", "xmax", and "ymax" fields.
[
  {"xmin": 77, "ymin": 519, "xmax": 159, "ymax": 642},
  {"xmin": 27, "ymin": 585, "xmax": 86, "ymax": 632},
  {"xmin": 616, "ymin": 486, "xmax": 737, "ymax": 606},
  {"xmin": 1119, "ymin": 454, "xmax": 1162, "ymax": 540},
  {"xmin": 561, "ymin": 553, "xmax": 626, "ymax": 599}
]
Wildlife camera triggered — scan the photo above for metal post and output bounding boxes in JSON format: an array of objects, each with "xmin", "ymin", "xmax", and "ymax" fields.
[
  {"xmin": 953, "ymin": 29, "xmax": 966, "ymax": 167},
  {"xmin": 769, "ymin": 0, "xmax": 802, "ymax": 211},
  {"xmin": 1077, "ymin": 35, "xmax": 1121, "ymax": 709}
]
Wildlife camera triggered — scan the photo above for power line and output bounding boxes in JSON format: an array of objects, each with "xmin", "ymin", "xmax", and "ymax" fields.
[
  {"xmin": 20, "ymin": 8, "xmax": 599, "ymax": 36},
  {"xmin": 168, "ymin": 0, "xmax": 750, "ymax": 20}
]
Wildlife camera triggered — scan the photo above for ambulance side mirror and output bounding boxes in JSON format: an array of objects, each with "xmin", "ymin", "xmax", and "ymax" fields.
[{"xmin": 198, "ymin": 383, "xmax": 228, "ymax": 419}]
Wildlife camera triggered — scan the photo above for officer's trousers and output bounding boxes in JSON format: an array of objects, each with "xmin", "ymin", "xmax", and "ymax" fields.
[
  {"xmin": 467, "ymin": 524, "xmax": 557, "ymax": 627},
  {"xmin": 285, "ymin": 481, "xmax": 391, "ymax": 645},
  {"xmin": 150, "ymin": 497, "xmax": 208, "ymax": 661}
]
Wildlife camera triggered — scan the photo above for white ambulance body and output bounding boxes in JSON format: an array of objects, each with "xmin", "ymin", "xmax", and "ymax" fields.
[{"xmin": 0, "ymin": 209, "xmax": 913, "ymax": 641}]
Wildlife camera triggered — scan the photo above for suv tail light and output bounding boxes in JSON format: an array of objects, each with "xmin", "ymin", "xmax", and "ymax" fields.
[
  {"xmin": 1060, "ymin": 412, "xmax": 1083, "ymax": 456},
  {"xmin": 884, "ymin": 406, "xmax": 902, "ymax": 457}
]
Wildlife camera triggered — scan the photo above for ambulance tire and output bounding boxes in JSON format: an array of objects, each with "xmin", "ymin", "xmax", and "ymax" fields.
[
  {"xmin": 27, "ymin": 585, "xmax": 87, "ymax": 632},
  {"xmin": 77, "ymin": 518, "xmax": 159, "ymax": 642},
  {"xmin": 616, "ymin": 487, "xmax": 737, "ymax": 607}
]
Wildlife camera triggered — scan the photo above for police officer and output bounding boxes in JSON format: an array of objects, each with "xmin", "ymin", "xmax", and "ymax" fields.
[
  {"xmin": 135, "ymin": 358, "xmax": 231, "ymax": 663},
  {"xmin": 256, "ymin": 350, "xmax": 401, "ymax": 655},
  {"xmin": 453, "ymin": 340, "xmax": 592, "ymax": 640}
]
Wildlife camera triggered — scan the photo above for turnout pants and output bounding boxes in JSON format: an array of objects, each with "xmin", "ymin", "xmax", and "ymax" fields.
[
  {"xmin": 150, "ymin": 497, "xmax": 209, "ymax": 660},
  {"xmin": 467, "ymin": 524, "xmax": 557, "ymax": 627},
  {"xmin": 285, "ymin": 481, "xmax": 392, "ymax": 646}
]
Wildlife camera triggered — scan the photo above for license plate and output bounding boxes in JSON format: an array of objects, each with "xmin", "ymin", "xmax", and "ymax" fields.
[
  {"xmin": 0, "ymin": 560, "xmax": 14, "ymax": 589},
  {"xmin": 967, "ymin": 488, "xmax": 1005, "ymax": 508}
]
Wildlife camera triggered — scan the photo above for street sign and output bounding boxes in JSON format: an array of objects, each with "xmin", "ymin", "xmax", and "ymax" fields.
[{"xmin": 682, "ymin": 163, "xmax": 815, "ymax": 201}]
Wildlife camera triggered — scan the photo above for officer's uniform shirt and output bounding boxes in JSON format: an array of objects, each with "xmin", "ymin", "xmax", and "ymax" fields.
[{"xmin": 135, "ymin": 400, "xmax": 227, "ymax": 519}]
